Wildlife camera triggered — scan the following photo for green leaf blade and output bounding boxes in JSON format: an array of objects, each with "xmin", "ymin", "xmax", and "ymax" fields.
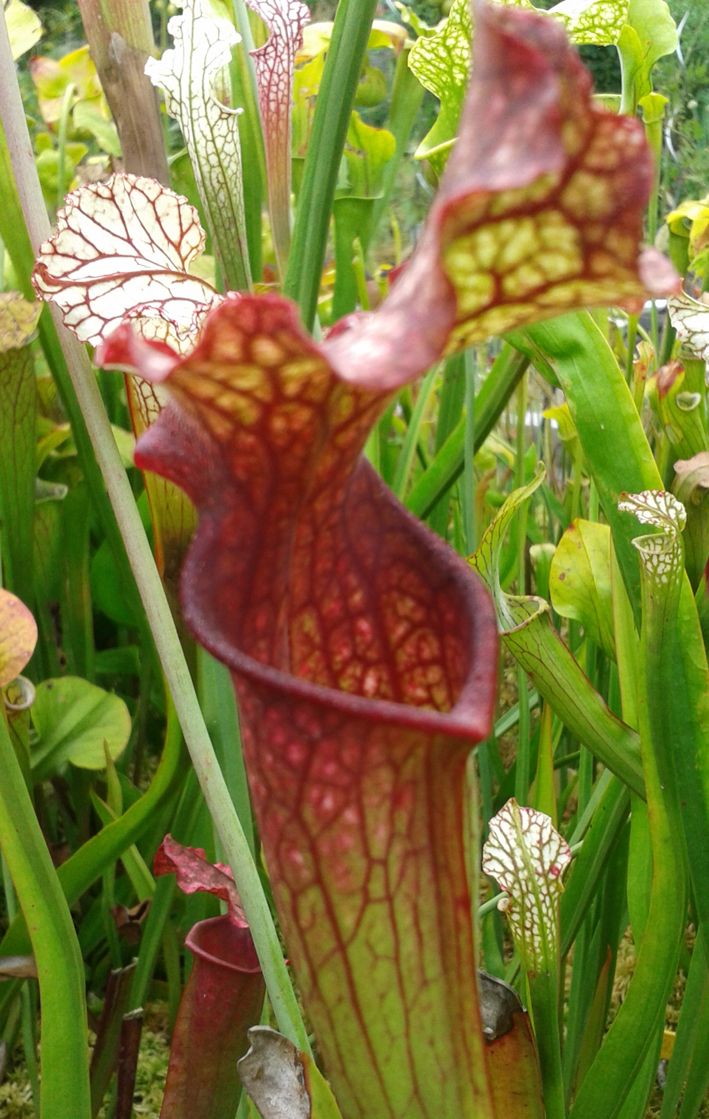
[{"xmin": 31, "ymin": 676, "xmax": 131, "ymax": 780}]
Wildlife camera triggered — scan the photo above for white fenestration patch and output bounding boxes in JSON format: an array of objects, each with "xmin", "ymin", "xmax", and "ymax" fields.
[
  {"xmin": 618, "ymin": 490, "xmax": 686, "ymax": 586},
  {"xmin": 618, "ymin": 489, "xmax": 686, "ymax": 532},
  {"xmin": 145, "ymin": 0, "xmax": 250, "ymax": 287},
  {"xmin": 482, "ymin": 799, "xmax": 571, "ymax": 973},
  {"xmin": 668, "ymin": 292, "xmax": 709, "ymax": 362},
  {"xmin": 33, "ymin": 174, "xmax": 219, "ymax": 347},
  {"xmin": 245, "ymin": 0, "xmax": 309, "ymax": 137}
]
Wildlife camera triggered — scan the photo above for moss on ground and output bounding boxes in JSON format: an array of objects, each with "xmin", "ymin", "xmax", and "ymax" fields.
[
  {"xmin": 0, "ymin": 1015, "xmax": 169, "ymax": 1118},
  {"xmin": 1, "ymin": 949, "xmax": 707, "ymax": 1118}
]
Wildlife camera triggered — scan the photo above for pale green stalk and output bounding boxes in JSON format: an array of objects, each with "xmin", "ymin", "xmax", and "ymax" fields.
[
  {"xmin": 514, "ymin": 375, "xmax": 532, "ymax": 804},
  {"xmin": 55, "ymin": 83, "xmax": 77, "ymax": 213},
  {"xmin": 570, "ymin": 527, "xmax": 687, "ymax": 1119},
  {"xmin": 462, "ymin": 348, "xmax": 477, "ymax": 550},
  {"xmin": 392, "ymin": 364, "xmax": 439, "ymax": 499}
]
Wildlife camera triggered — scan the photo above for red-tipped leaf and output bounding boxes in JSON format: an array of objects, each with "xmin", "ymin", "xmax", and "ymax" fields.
[
  {"xmin": 154, "ymin": 834, "xmax": 245, "ymax": 924},
  {"xmin": 160, "ymin": 916, "xmax": 264, "ymax": 1119},
  {"xmin": 155, "ymin": 837, "xmax": 264, "ymax": 1119}
]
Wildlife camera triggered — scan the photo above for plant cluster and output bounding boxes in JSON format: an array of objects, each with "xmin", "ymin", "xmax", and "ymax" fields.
[{"xmin": 0, "ymin": 1, "xmax": 707, "ymax": 1118}]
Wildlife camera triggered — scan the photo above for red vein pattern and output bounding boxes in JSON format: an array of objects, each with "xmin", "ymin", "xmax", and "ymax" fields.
[
  {"xmin": 155, "ymin": 837, "xmax": 263, "ymax": 1119},
  {"xmin": 32, "ymin": 177, "xmax": 214, "ymax": 579},
  {"xmin": 121, "ymin": 311, "xmax": 202, "ymax": 583},
  {"xmin": 102, "ymin": 293, "xmax": 499, "ymax": 1117},
  {"xmin": 327, "ymin": 2, "xmax": 678, "ymax": 391},
  {"xmin": 93, "ymin": 5, "xmax": 682, "ymax": 1114},
  {"xmin": 32, "ymin": 175, "xmax": 218, "ymax": 347},
  {"xmin": 245, "ymin": 0, "xmax": 309, "ymax": 265},
  {"xmin": 145, "ymin": 0, "xmax": 251, "ymax": 288}
]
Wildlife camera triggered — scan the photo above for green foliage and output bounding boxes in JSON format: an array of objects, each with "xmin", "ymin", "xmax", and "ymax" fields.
[
  {"xmin": 30, "ymin": 676, "xmax": 131, "ymax": 779},
  {"xmin": 405, "ymin": 0, "xmax": 448, "ymax": 23},
  {"xmin": 0, "ymin": 1017, "xmax": 169, "ymax": 1119},
  {"xmin": 657, "ymin": 0, "xmax": 709, "ymax": 203},
  {"xmin": 0, "ymin": 1, "xmax": 707, "ymax": 1117}
]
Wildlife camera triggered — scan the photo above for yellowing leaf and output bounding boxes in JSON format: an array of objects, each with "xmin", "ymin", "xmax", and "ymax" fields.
[
  {"xmin": 666, "ymin": 193, "xmax": 709, "ymax": 276},
  {"xmin": 298, "ymin": 20, "xmax": 406, "ymax": 62},
  {"xmin": 4, "ymin": 0, "xmax": 42, "ymax": 60},
  {"xmin": 33, "ymin": 173, "xmax": 219, "ymax": 348},
  {"xmin": 0, "ymin": 590, "xmax": 37, "ymax": 689},
  {"xmin": 145, "ymin": 0, "xmax": 251, "ymax": 289},
  {"xmin": 0, "ymin": 292, "xmax": 41, "ymax": 352},
  {"xmin": 550, "ymin": 519, "xmax": 615, "ymax": 659},
  {"xmin": 29, "ymin": 45, "xmax": 102, "ymax": 125}
]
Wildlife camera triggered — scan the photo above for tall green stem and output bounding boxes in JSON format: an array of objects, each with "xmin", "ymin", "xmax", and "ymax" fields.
[
  {"xmin": 462, "ymin": 348, "xmax": 477, "ymax": 551},
  {"xmin": 531, "ymin": 972, "xmax": 566, "ymax": 1119},
  {"xmin": 0, "ymin": 13, "xmax": 310, "ymax": 1057},
  {"xmin": 0, "ymin": 716, "xmax": 91, "ymax": 1119},
  {"xmin": 514, "ymin": 375, "xmax": 531, "ymax": 804},
  {"xmin": 367, "ymin": 48, "xmax": 424, "ymax": 253},
  {"xmin": 55, "ymin": 83, "xmax": 77, "ymax": 214},
  {"xmin": 284, "ymin": 0, "xmax": 378, "ymax": 325},
  {"xmin": 406, "ymin": 346, "xmax": 530, "ymax": 518}
]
